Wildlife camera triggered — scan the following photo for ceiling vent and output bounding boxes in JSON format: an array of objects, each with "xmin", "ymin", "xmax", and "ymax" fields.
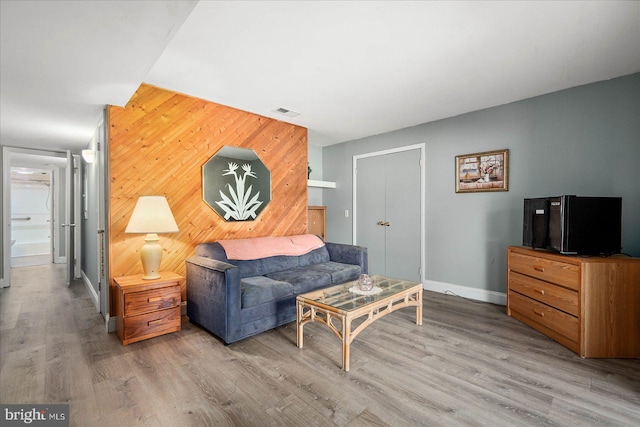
[{"xmin": 273, "ymin": 107, "xmax": 300, "ymax": 118}]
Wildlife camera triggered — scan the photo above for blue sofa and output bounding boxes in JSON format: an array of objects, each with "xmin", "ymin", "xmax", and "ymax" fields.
[{"xmin": 186, "ymin": 235, "xmax": 368, "ymax": 344}]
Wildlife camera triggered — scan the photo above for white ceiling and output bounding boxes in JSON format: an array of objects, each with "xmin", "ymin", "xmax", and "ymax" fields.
[{"xmin": 2, "ymin": 1, "xmax": 639, "ymax": 153}]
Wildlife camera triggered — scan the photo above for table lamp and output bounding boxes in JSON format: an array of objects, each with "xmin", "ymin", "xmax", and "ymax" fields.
[{"xmin": 125, "ymin": 196, "xmax": 179, "ymax": 280}]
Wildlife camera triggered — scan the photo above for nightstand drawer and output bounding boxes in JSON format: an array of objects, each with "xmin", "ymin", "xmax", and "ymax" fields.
[
  {"xmin": 509, "ymin": 291, "xmax": 578, "ymax": 342},
  {"xmin": 509, "ymin": 271, "xmax": 578, "ymax": 316},
  {"xmin": 124, "ymin": 285, "xmax": 180, "ymax": 317},
  {"xmin": 122, "ymin": 307, "xmax": 181, "ymax": 344},
  {"xmin": 508, "ymin": 251, "xmax": 580, "ymax": 290}
]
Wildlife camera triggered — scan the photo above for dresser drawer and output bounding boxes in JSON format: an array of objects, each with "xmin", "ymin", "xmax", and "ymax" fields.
[
  {"xmin": 122, "ymin": 306, "xmax": 181, "ymax": 344},
  {"xmin": 509, "ymin": 271, "xmax": 578, "ymax": 316},
  {"xmin": 509, "ymin": 291, "xmax": 578, "ymax": 342},
  {"xmin": 508, "ymin": 251, "xmax": 580, "ymax": 290},
  {"xmin": 124, "ymin": 285, "xmax": 180, "ymax": 317}
]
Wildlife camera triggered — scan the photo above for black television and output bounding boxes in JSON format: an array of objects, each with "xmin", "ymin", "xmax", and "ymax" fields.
[{"xmin": 523, "ymin": 195, "xmax": 622, "ymax": 256}]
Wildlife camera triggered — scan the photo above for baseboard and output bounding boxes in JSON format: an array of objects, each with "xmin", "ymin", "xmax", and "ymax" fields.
[
  {"xmin": 423, "ymin": 280, "xmax": 506, "ymax": 306},
  {"xmin": 81, "ymin": 270, "xmax": 100, "ymax": 312},
  {"xmin": 106, "ymin": 314, "xmax": 116, "ymax": 333},
  {"xmin": 181, "ymin": 301, "xmax": 187, "ymax": 316},
  {"xmin": 0, "ymin": 277, "xmax": 5, "ymax": 288}
]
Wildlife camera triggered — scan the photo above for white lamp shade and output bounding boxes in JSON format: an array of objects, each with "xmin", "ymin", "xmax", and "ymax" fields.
[{"xmin": 125, "ymin": 196, "xmax": 179, "ymax": 234}]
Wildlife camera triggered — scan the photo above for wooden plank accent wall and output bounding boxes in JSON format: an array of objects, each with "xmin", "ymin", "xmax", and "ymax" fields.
[{"xmin": 108, "ymin": 84, "xmax": 308, "ymax": 313}]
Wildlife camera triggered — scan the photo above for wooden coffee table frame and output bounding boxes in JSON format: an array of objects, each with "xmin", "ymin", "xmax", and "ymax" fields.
[{"xmin": 296, "ymin": 279, "xmax": 422, "ymax": 371}]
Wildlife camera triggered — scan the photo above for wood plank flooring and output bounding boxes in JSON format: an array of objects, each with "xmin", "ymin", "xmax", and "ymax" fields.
[{"xmin": 1, "ymin": 263, "xmax": 638, "ymax": 426}]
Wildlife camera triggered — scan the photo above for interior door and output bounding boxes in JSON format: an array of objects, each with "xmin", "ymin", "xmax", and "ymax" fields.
[
  {"xmin": 356, "ymin": 149, "xmax": 421, "ymax": 282},
  {"xmin": 384, "ymin": 150, "xmax": 421, "ymax": 281},
  {"xmin": 64, "ymin": 150, "xmax": 75, "ymax": 286},
  {"xmin": 356, "ymin": 155, "xmax": 386, "ymax": 276}
]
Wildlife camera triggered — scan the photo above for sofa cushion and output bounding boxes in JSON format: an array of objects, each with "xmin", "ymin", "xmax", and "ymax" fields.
[
  {"xmin": 240, "ymin": 276, "xmax": 293, "ymax": 308},
  {"xmin": 265, "ymin": 268, "xmax": 332, "ymax": 294},
  {"xmin": 236, "ymin": 256, "xmax": 298, "ymax": 278},
  {"xmin": 298, "ymin": 246, "xmax": 331, "ymax": 267},
  {"xmin": 306, "ymin": 261, "xmax": 362, "ymax": 284}
]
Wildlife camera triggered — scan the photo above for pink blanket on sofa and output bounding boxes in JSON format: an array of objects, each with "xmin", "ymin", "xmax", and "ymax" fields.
[{"xmin": 218, "ymin": 234, "xmax": 325, "ymax": 260}]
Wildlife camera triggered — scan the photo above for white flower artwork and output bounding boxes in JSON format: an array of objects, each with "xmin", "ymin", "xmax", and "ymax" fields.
[
  {"xmin": 215, "ymin": 162, "xmax": 263, "ymax": 220},
  {"xmin": 202, "ymin": 146, "xmax": 271, "ymax": 221}
]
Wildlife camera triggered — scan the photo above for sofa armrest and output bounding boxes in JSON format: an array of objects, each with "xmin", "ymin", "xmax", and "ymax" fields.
[
  {"xmin": 325, "ymin": 242, "xmax": 368, "ymax": 274},
  {"xmin": 185, "ymin": 255, "xmax": 241, "ymax": 344}
]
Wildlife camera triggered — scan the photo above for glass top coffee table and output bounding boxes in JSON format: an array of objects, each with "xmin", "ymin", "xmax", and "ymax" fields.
[{"xmin": 296, "ymin": 275, "xmax": 422, "ymax": 371}]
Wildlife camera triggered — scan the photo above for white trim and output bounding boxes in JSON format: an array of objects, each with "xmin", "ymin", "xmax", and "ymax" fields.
[
  {"xmin": 423, "ymin": 279, "xmax": 507, "ymax": 306},
  {"xmin": 106, "ymin": 314, "xmax": 116, "ymax": 333},
  {"xmin": 353, "ymin": 143, "xmax": 426, "ymax": 282},
  {"xmin": 81, "ymin": 270, "xmax": 100, "ymax": 312}
]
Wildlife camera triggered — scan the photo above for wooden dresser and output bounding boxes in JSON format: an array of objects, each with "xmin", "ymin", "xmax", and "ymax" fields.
[
  {"xmin": 507, "ymin": 246, "xmax": 640, "ymax": 358},
  {"xmin": 114, "ymin": 272, "xmax": 182, "ymax": 345},
  {"xmin": 308, "ymin": 206, "xmax": 326, "ymax": 240}
]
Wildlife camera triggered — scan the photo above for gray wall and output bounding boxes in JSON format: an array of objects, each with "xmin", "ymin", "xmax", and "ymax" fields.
[
  {"xmin": 323, "ymin": 73, "xmax": 640, "ymax": 294},
  {"xmin": 308, "ymin": 142, "xmax": 324, "ymax": 206}
]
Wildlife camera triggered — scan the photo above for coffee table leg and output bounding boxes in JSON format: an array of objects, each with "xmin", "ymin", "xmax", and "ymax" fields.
[
  {"xmin": 416, "ymin": 289, "xmax": 423, "ymax": 325},
  {"xmin": 342, "ymin": 315, "xmax": 350, "ymax": 372},
  {"xmin": 296, "ymin": 301, "xmax": 304, "ymax": 348}
]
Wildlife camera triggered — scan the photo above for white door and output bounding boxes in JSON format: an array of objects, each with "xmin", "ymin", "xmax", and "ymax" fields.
[
  {"xmin": 64, "ymin": 150, "xmax": 76, "ymax": 286},
  {"xmin": 354, "ymin": 146, "xmax": 424, "ymax": 282}
]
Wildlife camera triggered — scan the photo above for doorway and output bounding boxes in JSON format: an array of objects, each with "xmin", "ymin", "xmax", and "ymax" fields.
[
  {"xmin": 9, "ymin": 166, "xmax": 53, "ymax": 267},
  {"xmin": 353, "ymin": 144, "xmax": 425, "ymax": 282},
  {"xmin": 2, "ymin": 147, "xmax": 78, "ymax": 288}
]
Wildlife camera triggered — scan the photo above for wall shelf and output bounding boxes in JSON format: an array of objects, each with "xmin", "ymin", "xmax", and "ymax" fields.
[{"xmin": 308, "ymin": 179, "xmax": 336, "ymax": 189}]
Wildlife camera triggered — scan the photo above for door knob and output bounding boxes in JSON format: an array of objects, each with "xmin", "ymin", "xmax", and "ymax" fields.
[
  {"xmin": 384, "ymin": 221, "xmax": 391, "ymax": 227},
  {"xmin": 377, "ymin": 221, "xmax": 385, "ymax": 226}
]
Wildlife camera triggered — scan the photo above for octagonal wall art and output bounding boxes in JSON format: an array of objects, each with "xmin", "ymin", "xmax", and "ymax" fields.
[{"xmin": 202, "ymin": 146, "xmax": 271, "ymax": 221}]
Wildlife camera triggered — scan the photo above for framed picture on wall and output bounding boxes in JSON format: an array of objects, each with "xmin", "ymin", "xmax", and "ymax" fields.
[
  {"xmin": 455, "ymin": 149, "xmax": 509, "ymax": 193},
  {"xmin": 202, "ymin": 146, "xmax": 271, "ymax": 221}
]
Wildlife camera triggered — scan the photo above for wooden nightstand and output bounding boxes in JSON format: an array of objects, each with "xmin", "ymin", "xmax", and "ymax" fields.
[{"xmin": 114, "ymin": 272, "xmax": 182, "ymax": 345}]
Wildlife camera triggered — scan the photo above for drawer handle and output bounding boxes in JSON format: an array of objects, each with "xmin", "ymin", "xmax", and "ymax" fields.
[
  {"xmin": 533, "ymin": 288, "xmax": 546, "ymax": 296},
  {"xmin": 533, "ymin": 266, "xmax": 545, "ymax": 272},
  {"xmin": 148, "ymin": 319, "xmax": 163, "ymax": 326},
  {"xmin": 533, "ymin": 309, "xmax": 545, "ymax": 318},
  {"xmin": 148, "ymin": 296, "xmax": 163, "ymax": 303}
]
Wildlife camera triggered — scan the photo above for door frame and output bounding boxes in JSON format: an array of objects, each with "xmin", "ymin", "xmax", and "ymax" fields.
[
  {"xmin": 2, "ymin": 147, "xmax": 70, "ymax": 288},
  {"xmin": 352, "ymin": 143, "xmax": 426, "ymax": 283}
]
